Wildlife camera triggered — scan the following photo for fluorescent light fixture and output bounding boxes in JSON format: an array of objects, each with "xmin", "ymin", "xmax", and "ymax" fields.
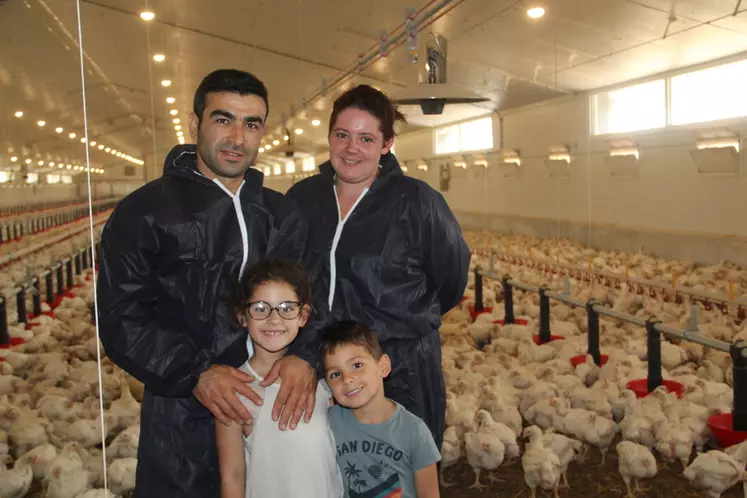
[
  {"xmin": 161, "ymin": 80, "xmax": 172, "ymax": 87},
  {"xmin": 153, "ymin": 54, "xmax": 165, "ymax": 62},
  {"xmin": 140, "ymin": 11, "xmax": 155, "ymax": 21},
  {"xmin": 610, "ymin": 147, "xmax": 640, "ymax": 159},
  {"xmin": 696, "ymin": 138, "xmax": 740, "ymax": 152},
  {"xmin": 527, "ymin": 6, "xmax": 545, "ymax": 18},
  {"xmin": 166, "ymin": 97, "xmax": 175, "ymax": 104}
]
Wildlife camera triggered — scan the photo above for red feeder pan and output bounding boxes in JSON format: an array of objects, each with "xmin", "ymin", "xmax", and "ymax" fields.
[
  {"xmin": 626, "ymin": 379, "xmax": 684, "ymax": 399},
  {"xmin": 533, "ymin": 335, "xmax": 565, "ymax": 345},
  {"xmin": 492, "ymin": 318, "xmax": 530, "ymax": 326},
  {"xmin": 708, "ymin": 413, "xmax": 747, "ymax": 448},
  {"xmin": 9, "ymin": 337, "xmax": 24, "ymax": 347},
  {"xmin": 570, "ymin": 354, "xmax": 609, "ymax": 368},
  {"xmin": 469, "ymin": 306, "xmax": 493, "ymax": 321}
]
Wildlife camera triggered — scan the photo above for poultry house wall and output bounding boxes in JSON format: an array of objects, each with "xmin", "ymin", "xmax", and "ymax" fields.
[{"xmin": 267, "ymin": 95, "xmax": 747, "ymax": 267}]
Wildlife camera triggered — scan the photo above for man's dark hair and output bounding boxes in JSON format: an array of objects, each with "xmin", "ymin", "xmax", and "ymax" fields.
[
  {"xmin": 320, "ymin": 320, "xmax": 382, "ymax": 363},
  {"xmin": 193, "ymin": 69, "xmax": 269, "ymax": 123}
]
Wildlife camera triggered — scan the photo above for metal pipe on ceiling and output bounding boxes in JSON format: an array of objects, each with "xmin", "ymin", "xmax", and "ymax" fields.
[{"xmin": 273, "ymin": 0, "xmax": 458, "ymax": 127}]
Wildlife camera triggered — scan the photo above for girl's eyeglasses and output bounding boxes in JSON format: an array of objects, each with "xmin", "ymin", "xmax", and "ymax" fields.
[{"xmin": 246, "ymin": 301, "xmax": 303, "ymax": 320}]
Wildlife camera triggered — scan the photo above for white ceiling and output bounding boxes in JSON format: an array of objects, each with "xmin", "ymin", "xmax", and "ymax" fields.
[{"xmin": 2, "ymin": 0, "xmax": 747, "ymax": 175}]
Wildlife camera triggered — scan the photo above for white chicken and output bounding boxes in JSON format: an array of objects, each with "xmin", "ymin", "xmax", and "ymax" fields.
[
  {"xmin": 521, "ymin": 426, "xmax": 562, "ymax": 498},
  {"xmin": 0, "ymin": 455, "xmax": 34, "ymax": 498},
  {"xmin": 464, "ymin": 431, "xmax": 505, "ymax": 491},
  {"xmin": 439, "ymin": 426, "xmax": 461, "ymax": 487},
  {"xmin": 616, "ymin": 441, "xmax": 657, "ymax": 498},
  {"xmin": 683, "ymin": 450, "xmax": 745, "ymax": 497}
]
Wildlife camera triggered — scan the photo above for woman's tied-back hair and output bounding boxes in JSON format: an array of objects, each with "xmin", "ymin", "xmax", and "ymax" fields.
[
  {"xmin": 329, "ymin": 85, "xmax": 407, "ymax": 143},
  {"xmin": 233, "ymin": 259, "xmax": 312, "ymax": 320},
  {"xmin": 320, "ymin": 320, "xmax": 382, "ymax": 361},
  {"xmin": 193, "ymin": 68, "xmax": 269, "ymax": 124}
]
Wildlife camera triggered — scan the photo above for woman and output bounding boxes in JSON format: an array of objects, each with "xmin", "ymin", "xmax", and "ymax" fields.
[{"xmin": 286, "ymin": 84, "xmax": 471, "ymax": 449}]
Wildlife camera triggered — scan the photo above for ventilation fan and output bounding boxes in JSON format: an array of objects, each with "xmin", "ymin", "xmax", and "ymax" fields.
[{"xmin": 390, "ymin": 34, "xmax": 489, "ymax": 115}]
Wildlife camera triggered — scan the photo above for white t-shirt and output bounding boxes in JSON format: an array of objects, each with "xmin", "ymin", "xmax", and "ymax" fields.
[{"xmin": 238, "ymin": 361, "xmax": 343, "ymax": 498}]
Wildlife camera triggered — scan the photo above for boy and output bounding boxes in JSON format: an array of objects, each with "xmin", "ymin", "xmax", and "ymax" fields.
[{"xmin": 321, "ymin": 320, "xmax": 441, "ymax": 498}]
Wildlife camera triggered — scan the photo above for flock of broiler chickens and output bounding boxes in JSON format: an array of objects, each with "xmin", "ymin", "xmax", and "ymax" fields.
[
  {"xmin": 2, "ymin": 217, "xmax": 747, "ymax": 497},
  {"xmin": 438, "ymin": 231, "xmax": 747, "ymax": 497}
]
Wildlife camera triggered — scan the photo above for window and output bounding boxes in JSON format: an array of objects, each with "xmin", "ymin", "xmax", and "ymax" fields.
[
  {"xmin": 435, "ymin": 124, "xmax": 460, "ymax": 154},
  {"xmin": 302, "ymin": 156, "xmax": 316, "ymax": 172},
  {"xmin": 263, "ymin": 166, "xmax": 271, "ymax": 176},
  {"xmin": 434, "ymin": 116, "xmax": 493, "ymax": 155},
  {"xmin": 670, "ymin": 59, "xmax": 747, "ymax": 125},
  {"xmin": 459, "ymin": 117, "xmax": 493, "ymax": 152},
  {"xmin": 285, "ymin": 160, "xmax": 296, "ymax": 174},
  {"xmin": 593, "ymin": 79, "xmax": 666, "ymax": 135},
  {"xmin": 25, "ymin": 173, "xmax": 38, "ymax": 184},
  {"xmin": 61, "ymin": 175, "xmax": 72, "ymax": 184},
  {"xmin": 0, "ymin": 171, "xmax": 10, "ymax": 183},
  {"xmin": 272, "ymin": 164, "xmax": 282, "ymax": 176},
  {"xmin": 47, "ymin": 174, "xmax": 60, "ymax": 184}
]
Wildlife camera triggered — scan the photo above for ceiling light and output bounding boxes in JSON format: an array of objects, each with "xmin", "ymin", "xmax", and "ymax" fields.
[
  {"xmin": 294, "ymin": 128, "xmax": 303, "ymax": 135},
  {"xmin": 58, "ymin": 164, "xmax": 63, "ymax": 168},
  {"xmin": 173, "ymin": 118, "xmax": 180, "ymax": 124},
  {"xmin": 175, "ymin": 125, "xmax": 182, "ymax": 131},
  {"xmin": 311, "ymin": 119, "xmax": 321, "ymax": 127},
  {"xmin": 37, "ymin": 120, "xmax": 46, "ymax": 127},
  {"xmin": 259, "ymin": 147, "xmax": 265, "ymax": 153},
  {"xmin": 273, "ymin": 139, "xmax": 280, "ymax": 146},
  {"xmin": 111, "ymin": 149, "xmax": 117, "ymax": 154},
  {"xmin": 38, "ymin": 160, "xmax": 44, "ymax": 166},
  {"xmin": 139, "ymin": 11, "xmax": 155, "ymax": 21},
  {"xmin": 176, "ymin": 131, "xmax": 183, "ymax": 137},
  {"xmin": 284, "ymin": 135, "xmax": 289, "ymax": 141},
  {"xmin": 10, "ymin": 156, "xmax": 17, "ymax": 162},
  {"xmin": 98, "ymin": 145, "xmax": 104, "ymax": 150},
  {"xmin": 14, "ymin": 111, "xmax": 23, "ymax": 118},
  {"xmin": 25, "ymin": 159, "xmax": 32, "ymax": 164},
  {"xmin": 161, "ymin": 80, "xmax": 172, "ymax": 87},
  {"xmin": 90, "ymin": 141, "xmax": 97, "ymax": 146},
  {"xmin": 527, "ymin": 6, "xmax": 545, "ymax": 18},
  {"xmin": 81, "ymin": 137, "xmax": 87, "ymax": 143},
  {"xmin": 170, "ymin": 109, "xmax": 178, "ymax": 115},
  {"xmin": 265, "ymin": 144, "xmax": 272, "ymax": 150},
  {"xmin": 66, "ymin": 165, "xmax": 71, "ymax": 169},
  {"xmin": 49, "ymin": 162, "xmax": 55, "ymax": 166},
  {"xmin": 55, "ymin": 127, "xmax": 63, "ymax": 133},
  {"xmin": 69, "ymin": 132, "xmax": 76, "ymax": 139},
  {"xmin": 166, "ymin": 97, "xmax": 175, "ymax": 104},
  {"xmin": 105, "ymin": 147, "xmax": 111, "ymax": 152},
  {"xmin": 153, "ymin": 54, "xmax": 165, "ymax": 62}
]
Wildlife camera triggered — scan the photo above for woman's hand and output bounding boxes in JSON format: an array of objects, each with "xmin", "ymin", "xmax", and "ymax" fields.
[{"xmin": 261, "ymin": 355, "xmax": 317, "ymax": 430}]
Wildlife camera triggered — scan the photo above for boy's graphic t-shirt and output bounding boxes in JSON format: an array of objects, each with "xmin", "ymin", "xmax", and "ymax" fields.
[{"xmin": 328, "ymin": 401, "xmax": 441, "ymax": 498}]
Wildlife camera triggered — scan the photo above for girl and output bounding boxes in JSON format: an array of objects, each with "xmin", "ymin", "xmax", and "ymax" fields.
[{"xmin": 215, "ymin": 258, "xmax": 343, "ymax": 498}]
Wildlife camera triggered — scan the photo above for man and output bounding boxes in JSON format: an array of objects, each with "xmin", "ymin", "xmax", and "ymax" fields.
[{"xmin": 97, "ymin": 69, "xmax": 321, "ymax": 497}]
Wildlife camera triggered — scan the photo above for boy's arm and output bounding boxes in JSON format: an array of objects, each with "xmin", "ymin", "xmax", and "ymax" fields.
[
  {"xmin": 410, "ymin": 419, "xmax": 442, "ymax": 498},
  {"xmin": 215, "ymin": 420, "xmax": 246, "ymax": 498},
  {"xmin": 414, "ymin": 464, "xmax": 440, "ymax": 498}
]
